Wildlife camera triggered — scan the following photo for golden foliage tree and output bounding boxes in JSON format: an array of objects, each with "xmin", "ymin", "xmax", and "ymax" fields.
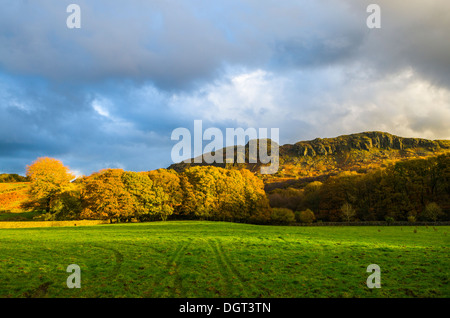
[
  {"xmin": 183, "ymin": 166, "xmax": 271, "ymax": 222},
  {"xmin": 147, "ymin": 169, "xmax": 183, "ymax": 221},
  {"xmin": 23, "ymin": 158, "xmax": 274, "ymax": 224},
  {"xmin": 81, "ymin": 169, "xmax": 134, "ymax": 223},
  {"xmin": 26, "ymin": 157, "xmax": 75, "ymax": 213}
]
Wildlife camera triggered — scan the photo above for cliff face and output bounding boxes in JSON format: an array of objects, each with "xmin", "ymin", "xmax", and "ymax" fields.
[
  {"xmin": 281, "ymin": 132, "xmax": 450, "ymax": 158},
  {"xmin": 168, "ymin": 131, "xmax": 450, "ymax": 177}
]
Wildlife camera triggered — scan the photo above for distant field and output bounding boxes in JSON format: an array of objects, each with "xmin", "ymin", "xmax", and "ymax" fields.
[
  {"xmin": 0, "ymin": 220, "xmax": 106, "ymax": 229},
  {"xmin": 0, "ymin": 182, "xmax": 31, "ymax": 213},
  {"xmin": 0, "ymin": 221, "xmax": 448, "ymax": 298}
]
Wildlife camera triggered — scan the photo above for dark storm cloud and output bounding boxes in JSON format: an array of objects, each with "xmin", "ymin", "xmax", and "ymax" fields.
[
  {"xmin": 0, "ymin": 73, "xmax": 180, "ymax": 175},
  {"xmin": 0, "ymin": 0, "xmax": 255, "ymax": 90},
  {"xmin": 267, "ymin": 0, "xmax": 450, "ymax": 89},
  {"xmin": 0, "ymin": 0, "xmax": 449, "ymax": 175},
  {"xmin": 1, "ymin": 0, "xmax": 449, "ymax": 89},
  {"xmin": 347, "ymin": 0, "xmax": 450, "ymax": 88}
]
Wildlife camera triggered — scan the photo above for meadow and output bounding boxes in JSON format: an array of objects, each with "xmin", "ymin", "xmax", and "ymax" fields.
[
  {"xmin": 0, "ymin": 221, "xmax": 448, "ymax": 298},
  {"xmin": 0, "ymin": 182, "xmax": 30, "ymax": 214}
]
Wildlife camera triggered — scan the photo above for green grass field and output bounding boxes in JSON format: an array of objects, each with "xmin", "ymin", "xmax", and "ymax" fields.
[{"xmin": 0, "ymin": 221, "xmax": 448, "ymax": 298}]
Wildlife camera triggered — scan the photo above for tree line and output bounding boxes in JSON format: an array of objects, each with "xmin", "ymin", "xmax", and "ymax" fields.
[
  {"xmin": 24, "ymin": 158, "xmax": 272, "ymax": 224},
  {"xmin": 0, "ymin": 173, "xmax": 29, "ymax": 183},
  {"xmin": 21, "ymin": 154, "xmax": 450, "ymax": 225},
  {"xmin": 269, "ymin": 154, "xmax": 450, "ymax": 223}
]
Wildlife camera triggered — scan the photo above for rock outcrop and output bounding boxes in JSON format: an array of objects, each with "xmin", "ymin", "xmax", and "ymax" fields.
[{"xmin": 281, "ymin": 131, "xmax": 449, "ymax": 158}]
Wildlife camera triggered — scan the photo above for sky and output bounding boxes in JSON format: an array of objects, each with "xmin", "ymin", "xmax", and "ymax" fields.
[{"xmin": 1, "ymin": 0, "xmax": 449, "ymax": 176}]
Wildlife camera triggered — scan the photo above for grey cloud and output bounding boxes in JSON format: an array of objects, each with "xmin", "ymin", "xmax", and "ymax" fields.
[
  {"xmin": 1, "ymin": 0, "xmax": 449, "ymax": 90},
  {"xmin": 1, "ymin": 0, "xmax": 449, "ymax": 175},
  {"xmin": 0, "ymin": 72, "xmax": 194, "ymax": 175},
  {"xmin": 348, "ymin": 0, "xmax": 450, "ymax": 88}
]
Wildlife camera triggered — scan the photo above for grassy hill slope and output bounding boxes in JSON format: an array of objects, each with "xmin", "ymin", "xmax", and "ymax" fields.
[{"xmin": 169, "ymin": 131, "xmax": 450, "ymax": 188}]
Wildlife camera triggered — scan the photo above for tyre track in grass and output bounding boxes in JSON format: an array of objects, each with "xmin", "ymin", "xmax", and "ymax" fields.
[
  {"xmin": 216, "ymin": 239, "xmax": 250, "ymax": 286},
  {"xmin": 19, "ymin": 242, "xmax": 123, "ymax": 298},
  {"xmin": 89, "ymin": 244, "xmax": 124, "ymax": 279},
  {"xmin": 165, "ymin": 240, "xmax": 191, "ymax": 297},
  {"xmin": 43, "ymin": 243, "xmax": 125, "ymax": 297},
  {"xmin": 208, "ymin": 238, "xmax": 249, "ymax": 297},
  {"xmin": 22, "ymin": 281, "xmax": 52, "ymax": 298},
  {"xmin": 113, "ymin": 240, "xmax": 165, "ymax": 255}
]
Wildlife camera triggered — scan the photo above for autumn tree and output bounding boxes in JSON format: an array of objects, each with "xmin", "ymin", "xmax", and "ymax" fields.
[
  {"xmin": 296, "ymin": 209, "xmax": 316, "ymax": 224},
  {"xmin": 26, "ymin": 157, "xmax": 75, "ymax": 214},
  {"xmin": 177, "ymin": 174, "xmax": 198, "ymax": 218},
  {"xmin": 50, "ymin": 182, "xmax": 83, "ymax": 220},
  {"xmin": 220, "ymin": 170, "xmax": 247, "ymax": 221},
  {"xmin": 147, "ymin": 169, "xmax": 183, "ymax": 221},
  {"xmin": 422, "ymin": 202, "xmax": 443, "ymax": 222},
  {"xmin": 81, "ymin": 169, "xmax": 134, "ymax": 223},
  {"xmin": 239, "ymin": 168, "xmax": 271, "ymax": 221},
  {"xmin": 183, "ymin": 166, "xmax": 221, "ymax": 220},
  {"xmin": 340, "ymin": 202, "xmax": 356, "ymax": 222},
  {"xmin": 121, "ymin": 171, "xmax": 157, "ymax": 220},
  {"xmin": 182, "ymin": 166, "xmax": 271, "ymax": 222},
  {"xmin": 270, "ymin": 207, "xmax": 295, "ymax": 225},
  {"xmin": 297, "ymin": 182, "xmax": 322, "ymax": 214}
]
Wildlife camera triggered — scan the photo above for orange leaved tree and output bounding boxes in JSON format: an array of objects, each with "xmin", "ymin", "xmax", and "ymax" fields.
[
  {"xmin": 81, "ymin": 169, "xmax": 135, "ymax": 223},
  {"xmin": 26, "ymin": 157, "xmax": 75, "ymax": 213}
]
